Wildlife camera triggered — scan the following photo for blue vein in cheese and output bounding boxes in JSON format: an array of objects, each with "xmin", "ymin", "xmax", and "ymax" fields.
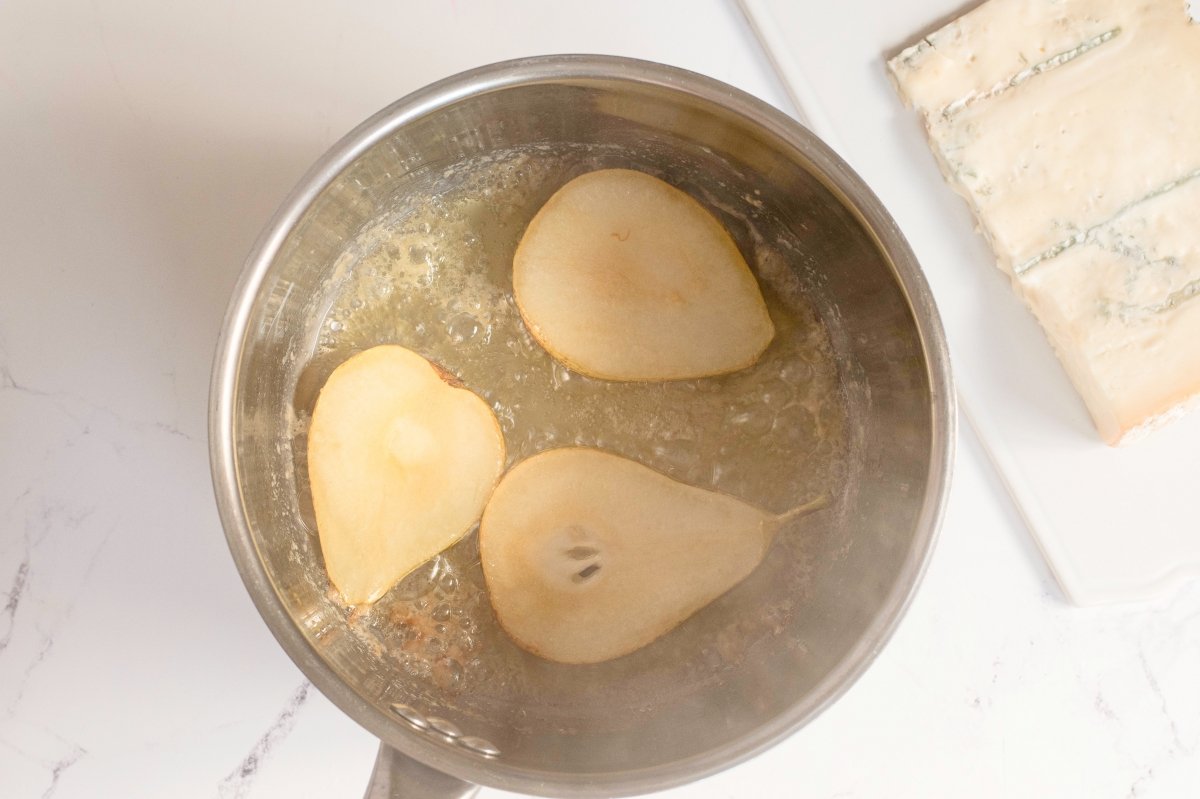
[
  {"xmin": 1125, "ymin": 277, "xmax": 1200, "ymax": 319},
  {"xmin": 941, "ymin": 28, "xmax": 1122, "ymax": 119},
  {"xmin": 1015, "ymin": 166, "xmax": 1200, "ymax": 276}
]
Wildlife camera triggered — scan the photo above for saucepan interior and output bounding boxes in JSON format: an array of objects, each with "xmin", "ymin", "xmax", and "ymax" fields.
[{"xmin": 210, "ymin": 55, "xmax": 953, "ymax": 796}]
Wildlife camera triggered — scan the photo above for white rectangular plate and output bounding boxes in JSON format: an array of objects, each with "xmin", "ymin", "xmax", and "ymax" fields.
[{"xmin": 739, "ymin": 0, "xmax": 1200, "ymax": 604}]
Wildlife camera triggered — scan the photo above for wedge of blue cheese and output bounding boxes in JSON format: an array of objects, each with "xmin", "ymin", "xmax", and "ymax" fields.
[{"xmin": 889, "ymin": 0, "xmax": 1200, "ymax": 444}]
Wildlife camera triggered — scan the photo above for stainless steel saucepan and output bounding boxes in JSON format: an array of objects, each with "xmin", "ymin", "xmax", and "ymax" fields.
[{"xmin": 209, "ymin": 55, "xmax": 954, "ymax": 797}]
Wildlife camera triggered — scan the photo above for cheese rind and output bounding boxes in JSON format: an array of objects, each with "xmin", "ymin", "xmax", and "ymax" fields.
[{"xmin": 890, "ymin": 0, "xmax": 1200, "ymax": 444}]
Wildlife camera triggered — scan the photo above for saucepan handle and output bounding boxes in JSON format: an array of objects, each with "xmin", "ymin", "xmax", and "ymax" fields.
[{"xmin": 363, "ymin": 743, "xmax": 480, "ymax": 798}]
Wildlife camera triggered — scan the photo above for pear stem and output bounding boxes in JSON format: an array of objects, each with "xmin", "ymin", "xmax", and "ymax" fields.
[
  {"xmin": 776, "ymin": 494, "xmax": 831, "ymax": 524},
  {"xmin": 761, "ymin": 494, "xmax": 830, "ymax": 548}
]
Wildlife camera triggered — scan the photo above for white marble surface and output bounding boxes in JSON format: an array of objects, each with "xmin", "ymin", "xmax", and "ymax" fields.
[{"xmin": 1, "ymin": 1, "xmax": 1198, "ymax": 797}]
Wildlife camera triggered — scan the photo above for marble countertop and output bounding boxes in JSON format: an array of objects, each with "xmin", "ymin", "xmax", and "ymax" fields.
[{"xmin": 2, "ymin": 1, "xmax": 1198, "ymax": 797}]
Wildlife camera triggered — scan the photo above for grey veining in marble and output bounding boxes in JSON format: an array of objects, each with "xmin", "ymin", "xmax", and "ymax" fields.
[{"xmin": 219, "ymin": 683, "xmax": 312, "ymax": 799}]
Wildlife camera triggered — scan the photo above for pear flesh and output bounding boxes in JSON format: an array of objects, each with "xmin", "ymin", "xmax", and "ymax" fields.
[
  {"xmin": 479, "ymin": 447, "xmax": 825, "ymax": 664},
  {"xmin": 307, "ymin": 345, "xmax": 505, "ymax": 605},
  {"xmin": 513, "ymin": 168, "xmax": 775, "ymax": 381}
]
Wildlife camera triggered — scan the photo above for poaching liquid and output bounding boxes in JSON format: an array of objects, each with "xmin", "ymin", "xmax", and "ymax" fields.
[{"xmin": 291, "ymin": 143, "xmax": 848, "ymax": 719}]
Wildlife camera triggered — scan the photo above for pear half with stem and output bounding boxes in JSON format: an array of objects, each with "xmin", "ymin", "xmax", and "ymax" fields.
[
  {"xmin": 307, "ymin": 345, "xmax": 505, "ymax": 605},
  {"xmin": 479, "ymin": 447, "xmax": 827, "ymax": 664},
  {"xmin": 513, "ymin": 168, "xmax": 775, "ymax": 381}
]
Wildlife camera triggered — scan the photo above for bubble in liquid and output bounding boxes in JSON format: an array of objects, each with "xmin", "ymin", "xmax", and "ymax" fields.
[
  {"xmin": 491, "ymin": 403, "xmax": 517, "ymax": 433},
  {"xmin": 812, "ymin": 436, "xmax": 837, "ymax": 462},
  {"xmin": 446, "ymin": 313, "xmax": 481, "ymax": 344},
  {"xmin": 415, "ymin": 267, "xmax": 437, "ymax": 288},
  {"xmin": 550, "ymin": 363, "xmax": 573, "ymax": 389},
  {"xmin": 779, "ymin": 358, "xmax": 814, "ymax": 386},
  {"xmin": 700, "ymin": 646, "xmax": 725, "ymax": 671},
  {"xmin": 433, "ymin": 657, "xmax": 464, "ymax": 691},
  {"xmin": 409, "ymin": 244, "xmax": 431, "ymax": 265},
  {"xmin": 652, "ymin": 441, "xmax": 701, "ymax": 475},
  {"xmin": 394, "ymin": 623, "xmax": 417, "ymax": 648},
  {"xmin": 758, "ymin": 378, "xmax": 793, "ymax": 411},
  {"xmin": 727, "ymin": 405, "xmax": 774, "ymax": 438},
  {"xmin": 776, "ymin": 405, "xmax": 818, "ymax": 452}
]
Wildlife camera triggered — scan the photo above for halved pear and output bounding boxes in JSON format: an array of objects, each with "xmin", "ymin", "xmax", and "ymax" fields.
[
  {"xmin": 513, "ymin": 168, "xmax": 775, "ymax": 381},
  {"xmin": 479, "ymin": 447, "xmax": 826, "ymax": 664},
  {"xmin": 307, "ymin": 345, "xmax": 505, "ymax": 605}
]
